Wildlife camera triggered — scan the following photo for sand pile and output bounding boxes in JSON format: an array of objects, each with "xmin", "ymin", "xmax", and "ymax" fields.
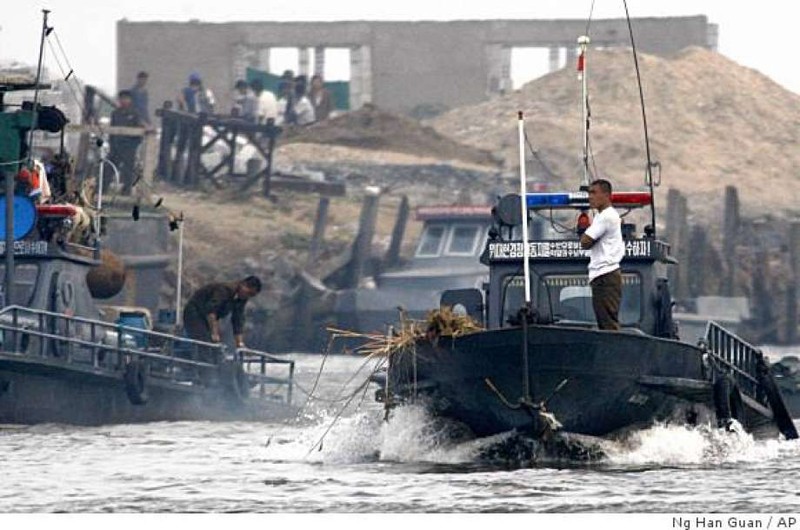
[
  {"xmin": 428, "ymin": 47, "xmax": 800, "ymax": 220},
  {"xmin": 280, "ymin": 103, "xmax": 499, "ymax": 168}
]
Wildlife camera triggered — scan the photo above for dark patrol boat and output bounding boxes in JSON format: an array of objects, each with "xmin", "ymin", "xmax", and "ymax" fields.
[
  {"xmin": 376, "ymin": 190, "xmax": 798, "ymax": 448},
  {"xmin": 373, "ymin": 33, "xmax": 798, "ymax": 450},
  {"xmin": 332, "ymin": 204, "xmax": 494, "ymax": 336},
  {"xmin": 0, "ymin": 15, "xmax": 295, "ymax": 425}
]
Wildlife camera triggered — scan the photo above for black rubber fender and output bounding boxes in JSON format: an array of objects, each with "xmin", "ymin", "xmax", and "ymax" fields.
[{"xmin": 124, "ymin": 359, "xmax": 149, "ymax": 405}]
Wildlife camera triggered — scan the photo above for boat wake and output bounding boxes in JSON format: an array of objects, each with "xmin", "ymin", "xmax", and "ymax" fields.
[
  {"xmin": 263, "ymin": 404, "xmax": 800, "ymax": 470},
  {"xmin": 603, "ymin": 421, "xmax": 800, "ymax": 467}
]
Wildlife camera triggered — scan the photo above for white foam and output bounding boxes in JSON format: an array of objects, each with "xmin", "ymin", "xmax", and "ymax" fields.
[{"xmin": 605, "ymin": 421, "xmax": 799, "ymax": 466}]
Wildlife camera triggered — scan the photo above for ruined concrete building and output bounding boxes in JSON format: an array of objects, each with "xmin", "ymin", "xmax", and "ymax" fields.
[{"xmin": 117, "ymin": 16, "xmax": 716, "ymax": 116}]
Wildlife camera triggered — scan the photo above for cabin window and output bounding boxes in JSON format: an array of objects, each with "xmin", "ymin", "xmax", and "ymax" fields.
[
  {"xmin": 0, "ymin": 264, "xmax": 40, "ymax": 306},
  {"xmin": 445, "ymin": 224, "xmax": 481, "ymax": 256},
  {"xmin": 416, "ymin": 224, "xmax": 446, "ymax": 257},
  {"xmin": 543, "ymin": 274, "xmax": 642, "ymax": 325},
  {"xmin": 501, "ymin": 273, "xmax": 642, "ymax": 325}
]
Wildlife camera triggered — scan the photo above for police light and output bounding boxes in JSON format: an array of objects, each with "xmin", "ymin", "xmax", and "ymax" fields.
[
  {"xmin": 525, "ymin": 191, "xmax": 652, "ymax": 210},
  {"xmin": 525, "ymin": 193, "xmax": 572, "ymax": 208}
]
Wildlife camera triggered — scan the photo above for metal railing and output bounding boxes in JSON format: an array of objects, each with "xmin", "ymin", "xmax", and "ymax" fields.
[
  {"xmin": 238, "ymin": 347, "xmax": 295, "ymax": 404},
  {"xmin": 704, "ymin": 320, "xmax": 766, "ymax": 407},
  {"xmin": 0, "ymin": 305, "xmax": 293, "ymax": 403}
]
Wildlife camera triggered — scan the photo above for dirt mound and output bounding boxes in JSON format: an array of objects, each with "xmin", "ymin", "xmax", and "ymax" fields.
[
  {"xmin": 429, "ymin": 47, "xmax": 800, "ymax": 220},
  {"xmin": 281, "ymin": 104, "xmax": 499, "ymax": 168}
]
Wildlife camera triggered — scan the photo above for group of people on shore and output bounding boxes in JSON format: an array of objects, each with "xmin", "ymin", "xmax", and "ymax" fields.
[
  {"xmin": 231, "ymin": 70, "xmax": 333, "ymax": 126},
  {"xmin": 108, "ymin": 68, "xmax": 335, "ymax": 195}
]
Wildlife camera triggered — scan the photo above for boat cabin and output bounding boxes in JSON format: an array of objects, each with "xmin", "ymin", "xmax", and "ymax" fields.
[{"xmin": 445, "ymin": 191, "xmax": 677, "ymax": 338}]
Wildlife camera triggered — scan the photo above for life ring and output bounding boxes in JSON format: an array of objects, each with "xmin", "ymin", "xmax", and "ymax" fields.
[
  {"xmin": 220, "ymin": 359, "xmax": 250, "ymax": 402},
  {"xmin": 713, "ymin": 376, "xmax": 744, "ymax": 429},
  {"xmin": 124, "ymin": 359, "xmax": 149, "ymax": 405}
]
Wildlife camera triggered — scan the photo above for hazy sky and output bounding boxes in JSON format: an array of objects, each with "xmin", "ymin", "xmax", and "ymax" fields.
[{"xmin": 1, "ymin": 0, "xmax": 798, "ymax": 95}]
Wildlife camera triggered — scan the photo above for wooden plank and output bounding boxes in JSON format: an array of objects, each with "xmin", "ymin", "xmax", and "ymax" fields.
[{"xmin": 268, "ymin": 177, "xmax": 346, "ymax": 196}]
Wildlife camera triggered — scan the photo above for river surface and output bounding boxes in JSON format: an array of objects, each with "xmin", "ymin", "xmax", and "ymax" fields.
[{"xmin": 1, "ymin": 353, "xmax": 799, "ymax": 513}]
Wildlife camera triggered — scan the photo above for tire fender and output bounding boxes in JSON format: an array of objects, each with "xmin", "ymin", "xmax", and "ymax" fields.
[{"xmin": 124, "ymin": 359, "xmax": 149, "ymax": 405}]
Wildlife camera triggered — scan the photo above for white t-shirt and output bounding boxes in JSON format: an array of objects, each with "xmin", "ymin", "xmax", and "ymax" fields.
[
  {"xmin": 257, "ymin": 91, "xmax": 278, "ymax": 123},
  {"xmin": 584, "ymin": 206, "xmax": 625, "ymax": 282},
  {"xmin": 294, "ymin": 96, "xmax": 316, "ymax": 125}
]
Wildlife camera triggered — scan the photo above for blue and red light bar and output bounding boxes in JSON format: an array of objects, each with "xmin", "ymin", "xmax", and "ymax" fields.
[{"xmin": 525, "ymin": 191, "xmax": 651, "ymax": 210}]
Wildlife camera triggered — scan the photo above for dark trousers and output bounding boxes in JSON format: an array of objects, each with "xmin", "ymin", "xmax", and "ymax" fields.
[
  {"xmin": 108, "ymin": 145, "xmax": 138, "ymax": 195},
  {"xmin": 590, "ymin": 269, "xmax": 622, "ymax": 331},
  {"xmin": 182, "ymin": 307, "xmax": 220, "ymax": 365}
]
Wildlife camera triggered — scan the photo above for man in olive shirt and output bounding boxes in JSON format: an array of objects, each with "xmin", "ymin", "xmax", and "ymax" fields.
[{"xmin": 183, "ymin": 276, "xmax": 262, "ymax": 349}]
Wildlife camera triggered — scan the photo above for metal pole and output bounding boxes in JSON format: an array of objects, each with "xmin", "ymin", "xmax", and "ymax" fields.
[
  {"xmin": 3, "ymin": 168, "xmax": 13, "ymax": 307},
  {"xmin": 578, "ymin": 35, "xmax": 591, "ymax": 188},
  {"xmin": 175, "ymin": 215, "xmax": 184, "ymax": 329},
  {"xmin": 26, "ymin": 9, "xmax": 51, "ymax": 167},
  {"xmin": 517, "ymin": 111, "xmax": 531, "ymax": 305},
  {"xmin": 518, "ymin": 112, "xmax": 533, "ymax": 404},
  {"xmin": 93, "ymin": 156, "xmax": 105, "ymax": 259}
]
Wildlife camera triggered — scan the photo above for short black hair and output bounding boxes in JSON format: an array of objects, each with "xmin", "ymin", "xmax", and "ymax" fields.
[
  {"xmin": 118, "ymin": 89, "xmax": 133, "ymax": 99},
  {"xmin": 137, "ymin": 71, "xmax": 149, "ymax": 78},
  {"xmin": 590, "ymin": 179, "xmax": 612, "ymax": 194},
  {"xmin": 235, "ymin": 79, "xmax": 248, "ymax": 89},
  {"xmin": 241, "ymin": 275, "xmax": 262, "ymax": 293}
]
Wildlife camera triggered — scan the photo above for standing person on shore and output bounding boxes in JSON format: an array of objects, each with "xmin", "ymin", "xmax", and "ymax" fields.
[
  {"xmin": 108, "ymin": 90, "xmax": 142, "ymax": 195},
  {"xmin": 250, "ymin": 78, "xmax": 278, "ymax": 124},
  {"xmin": 309, "ymin": 74, "xmax": 333, "ymax": 121},
  {"xmin": 231, "ymin": 79, "xmax": 257, "ymax": 122},
  {"xmin": 292, "ymin": 75, "xmax": 316, "ymax": 126},
  {"xmin": 177, "ymin": 72, "xmax": 216, "ymax": 114},
  {"xmin": 579, "ymin": 179, "xmax": 625, "ymax": 330},
  {"xmin": 129, "ymin": 71, "xmax": 150, "ymax": 125}
]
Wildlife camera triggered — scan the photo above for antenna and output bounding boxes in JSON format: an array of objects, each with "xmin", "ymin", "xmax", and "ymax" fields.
[
  {"xmin": 577, "ymin": 35, "xmax": 591, "ymax": 189},
  {"xmin": 517, "ymin": 111, "xmax": 531, "ymax": 305},
  {"xmin": 26, "ymin": 9, "xmax": 51, "ymax": 167},
  {"xmin": 623, "ymin": 0, "xmax": 658, "ymax": 237}
]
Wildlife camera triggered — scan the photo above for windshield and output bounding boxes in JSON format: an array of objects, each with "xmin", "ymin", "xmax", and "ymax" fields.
[{"xmin": 501, "ymin": 272, "xmax": 642, "ymax": 325}]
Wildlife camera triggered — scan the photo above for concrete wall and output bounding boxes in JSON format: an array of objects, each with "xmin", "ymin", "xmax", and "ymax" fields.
[{"xmin": 117, "ymin": 16, "xmax": 713, "ymax": 116}]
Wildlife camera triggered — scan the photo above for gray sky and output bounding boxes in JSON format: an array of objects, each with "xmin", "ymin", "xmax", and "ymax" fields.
[{"xmin": 2, "ymin": 0, "xmax": 798, "ymax": 95}]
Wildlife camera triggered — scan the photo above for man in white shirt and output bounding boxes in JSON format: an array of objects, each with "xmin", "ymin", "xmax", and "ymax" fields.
[
  {"xmin": 249, "ymin": 79, "xmax": 278, "ymax": 124},
  {"xmin": 580, "ymin": 179, "xmax": 625, "ymax": 330}
]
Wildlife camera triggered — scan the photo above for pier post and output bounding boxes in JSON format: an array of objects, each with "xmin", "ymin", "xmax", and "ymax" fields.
[
  {"xmin": 687, "ymin": 225, "xmax": 709, "ymax": 297},
  {"xmin": 185, "ymin": 114, "xmax": 205, "ymax": 187},
  {"xmin": 665, "ymin": 188, "xmax": 689, "ymax": 300},
  {"xmin": 786, "ymin": 221, "xmax": 800, "ymax": 344},
  {"xmin": 307, "ymin": 197, "xmax": 330, "ymax": 269},
  {"xmin": 345, "ymin": 189, "xmax": 380, "ymax": 289},
  {"xmin": 722, "ymin": 185, "xmax": 740, "ymax": 296},
  {"xmin": 752, "ymin": 237, "xmax": 777, "ymax": 343},
  {"xmin": 384, "ymin": 195, "xmax": 409, "ymax": 269}
]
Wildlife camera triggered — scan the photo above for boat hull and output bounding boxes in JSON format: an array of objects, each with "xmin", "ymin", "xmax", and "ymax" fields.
[
  {"xmin": 383, "ymin": 325, "xmax": 779, "ymax": 439},
  {"xmin": 0, "ymin": 354, "xmax": 297, "ymax": 425}
]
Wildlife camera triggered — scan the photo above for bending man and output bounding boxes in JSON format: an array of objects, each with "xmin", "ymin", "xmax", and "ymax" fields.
[
  {"xmin": 579, "ymin": 179, "xmax": 625, "ymax": 330},
  {"xmin": 183, "ymin": 276, "xmax": 262, "ymax": 349}
]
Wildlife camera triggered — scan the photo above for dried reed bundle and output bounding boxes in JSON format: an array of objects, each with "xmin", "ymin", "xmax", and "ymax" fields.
[{"xmin": 327, "ymin": 306, "xmax": 483, "ymax": 359}]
